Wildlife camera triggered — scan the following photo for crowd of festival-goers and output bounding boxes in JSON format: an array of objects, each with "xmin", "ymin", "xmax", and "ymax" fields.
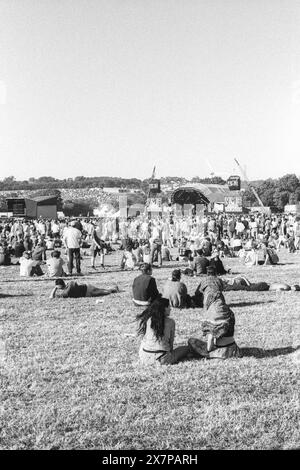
[{"xmin": 1, "ymin": 211, "xmax": 300, "ymax": 364}]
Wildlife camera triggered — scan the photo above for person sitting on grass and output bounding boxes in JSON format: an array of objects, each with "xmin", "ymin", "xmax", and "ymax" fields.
[
  {"xmin": 0, "ymin": 242, "xmax": 11, "ymax": 266},
  {"xmin": 263, "ymin": 243, "xmax": 279, "ymax": 265},
  {"xmin": 188, "ymin": 289, "xmax": 240, "ymax": 360},
  {"xmin": 20, "ymin": 251, "xmax": 44, "ymax": 277},
  {"xmin": 194, "ymin": 265, "xmax": 225, "ymax": 299},
  {"xmin": 162, "ymin": 241, "xmax": 172, "ymax": 261},
  {"xmin": 132, "ymin": 263, "xmax": 160, "ymax": 307},
  {"xmin": 50, "ymin": 278, "xmax": 119, "ymax": 298},
  {"xmin": 137, "ymin": 297, "xmax": 190, "ymax": 365},
  {"xmin": 46, "ymin": 250, "xmax": 66, "ymax": 277},
  {"xmin": 13, "ymin": 237, "xmax": 25, "ymax": 259},
  {"xmin": 32, "ymin": 240, "xmax": 47, "ymax": 262},
  {"xmin": 120, "ymin": 245, "xmax": 138, "ymax": 270},
  {"xmin": 209, "ymin": 250, "xmax": 231, "ymax": 275},
  {"xmin": 162, "ymin": 269, "xmax": 191, "ymax": 308},
  {"xmin": 192, "ymin": 249, "xmax": 210, "ymax": 276}
]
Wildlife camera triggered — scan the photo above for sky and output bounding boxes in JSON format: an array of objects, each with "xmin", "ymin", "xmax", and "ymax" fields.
[{"xmin": 0, "ymin": 0, "xmax": 300, "ymax": 181}]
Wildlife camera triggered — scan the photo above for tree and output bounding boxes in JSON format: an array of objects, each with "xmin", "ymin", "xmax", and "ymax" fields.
[
  {"xmin": 2, "ymin": 176, "xmax": 15, "ymax": 183},
  {"xmin": 0, "ymin": 195, "xmax": 8, "ymax": 211},
  {"xmin": 273, "ymin": 189, "xmax": 290, "ymax": 210},
  {"xmin": 277, "ymin": 174, "xmax": 300, "ymax": 193},
  {"xmin": 289, "ymin": 188, "xmax": 300, "ymax": 204}
]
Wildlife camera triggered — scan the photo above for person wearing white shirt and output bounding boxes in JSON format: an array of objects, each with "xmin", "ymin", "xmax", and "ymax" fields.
[
  {"xmin": 63, "ymin": 221, "xmax": 82, "ymax": 275},
  {"xmin": 20, "ymin": 251, "xmax": 43, "ymax": 277},
  {"xmin": 51, "ymin": 221, "xmax": 60, "ymax": 236}
]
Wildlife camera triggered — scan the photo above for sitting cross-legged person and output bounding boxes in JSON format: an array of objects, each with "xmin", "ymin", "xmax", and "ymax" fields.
[{"xmin": 188, "ymin": 289, "xmax": 240, "ymax": 360}]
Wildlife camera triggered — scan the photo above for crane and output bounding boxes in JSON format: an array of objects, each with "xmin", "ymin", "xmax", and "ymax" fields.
[{"xmin": 234, "ymin": 158, "xmax": 266, "ymax": 211}]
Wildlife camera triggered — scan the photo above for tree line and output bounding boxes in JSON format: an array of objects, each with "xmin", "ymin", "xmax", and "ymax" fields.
[
  {"xmin": 0, "ymin": 173, "xmax": 300, "ymax": 213},
  {"xmin": 242, "ymin": 174, "xmax": 300, "ymax": 210}
]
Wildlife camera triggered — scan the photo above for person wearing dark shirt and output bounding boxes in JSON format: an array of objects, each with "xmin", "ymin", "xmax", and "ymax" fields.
[
  {"xmin": 193, "ymin": 249, "xmax": 209, "ymax": 275},
  {"xmin": 32, "ymin": 242, "xmax": 47, "ymax": 262},
  {"xmin": 0, "ymin": 244, "xmax": 11, "ymax": 266},
  {"xmin": 132, "ymin": 263, "xmax": 160, "ymax": 306},
  {"xmin": 24, "ymin": 236, "xmax": 33, "ymax": 252},
  {"xmin": 209, "ymin": 250, "xmax": 229, "ymax": 275},
  {"xmin": 72, "ymin": 219, "xmax": 83, "ymax": 232},
  {"xmin": 50, "ymin": 279, "xmax": 119, "ymax": 298},
  {"xmin": 13, "ymin": 239, "xmax": 25, "ymax": 258}
]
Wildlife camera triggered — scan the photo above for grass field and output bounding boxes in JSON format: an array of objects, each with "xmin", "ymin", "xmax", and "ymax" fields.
[{"xmin": 0, "ymin": 247, "xmax": 299, "ymax": 450}]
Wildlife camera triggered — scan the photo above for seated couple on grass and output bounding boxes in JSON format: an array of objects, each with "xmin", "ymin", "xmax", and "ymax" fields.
[
  {"xmin": 132, "ymin": 264, "xmax": 202, "ymax": 309},
  {"xmin": 239, "ymin": 243, "xmax": 279, "ymax": 267},
  {"xmin": 162, "ymin": 269, "xmax": 203, "ymax": 308},
  {"xmin": 136, "ymin": 292, "xmax": 240, "ymax": 366}
]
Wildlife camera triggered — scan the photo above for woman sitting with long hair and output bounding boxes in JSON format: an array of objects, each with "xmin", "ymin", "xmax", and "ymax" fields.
[{"xmin": 136, "ymin": 297, "xmax": 190, "ymax": 365}]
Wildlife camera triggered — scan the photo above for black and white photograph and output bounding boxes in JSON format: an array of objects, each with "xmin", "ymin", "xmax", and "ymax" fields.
[{"xmin": 0, "ymin": 0, "xmax": 299, "ymax": 454}]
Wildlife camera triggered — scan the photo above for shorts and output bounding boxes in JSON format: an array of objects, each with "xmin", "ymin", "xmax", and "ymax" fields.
[
  {"xmin": 85, "ymin": 284, "xmax": 97, "ymax": 297},
  {"xmin": 90, "ymin": 246, "xmax": 105, "ymax": 257}
]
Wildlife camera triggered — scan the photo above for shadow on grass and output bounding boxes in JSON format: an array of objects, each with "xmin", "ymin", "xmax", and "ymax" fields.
[
  {"xmin": 229, "ymin": 300, "xmax": 276, "ymax": 308},
  {"xmin": 276, "ymin": 262, "xmax": 298, "ymax": 265},
  {"xmin": 240, "ymin": 345, "xmax": 300, "ymax": 358},
  {"xmin": 0, "ymin": 293, "xmax": 34, "ymax": 298}
]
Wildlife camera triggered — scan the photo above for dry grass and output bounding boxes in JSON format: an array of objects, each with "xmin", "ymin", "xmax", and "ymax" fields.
[{"xmin": 0, "ymin": 248, "xmax": 299, "ymax": 450}]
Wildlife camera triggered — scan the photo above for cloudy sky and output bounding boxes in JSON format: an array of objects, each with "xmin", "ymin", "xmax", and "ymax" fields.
[{"xmin": 0, "ymin": 0, "xmax": 300, "ymax": 181}]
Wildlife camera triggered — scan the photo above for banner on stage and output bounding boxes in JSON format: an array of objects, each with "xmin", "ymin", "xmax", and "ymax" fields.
[
  {"xmin": 224, "ymin": 195, "xmax": 243, "ymax": 212},
  {"xmin": 146, "ymin": 197, "xmax": 162, "ymax": 212}
]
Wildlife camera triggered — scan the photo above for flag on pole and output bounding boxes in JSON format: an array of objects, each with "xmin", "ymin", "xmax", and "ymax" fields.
[{"xmin": 151, "ymin": 165, "xmax": 156, "ymax": 179}]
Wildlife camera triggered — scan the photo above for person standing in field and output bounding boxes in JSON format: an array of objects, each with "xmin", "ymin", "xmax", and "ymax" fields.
[
  {"xmin": 63, "ymin": 220, "xmax": 82, "ymax": 275},
  {"xmin": 90, "ymin": 222, "xmax": 106, "ymax": 269}
]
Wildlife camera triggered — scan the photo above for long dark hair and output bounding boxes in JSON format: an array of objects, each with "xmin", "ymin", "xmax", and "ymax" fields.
[{"xmin": 136, "ymin": 297, "xmax": 170, "ymax": 340}]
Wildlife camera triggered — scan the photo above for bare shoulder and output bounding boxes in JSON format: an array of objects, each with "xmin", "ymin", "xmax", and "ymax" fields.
[{"xmin": 165, "ymin": 317, "xmax": 175, "ymax": 327}]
